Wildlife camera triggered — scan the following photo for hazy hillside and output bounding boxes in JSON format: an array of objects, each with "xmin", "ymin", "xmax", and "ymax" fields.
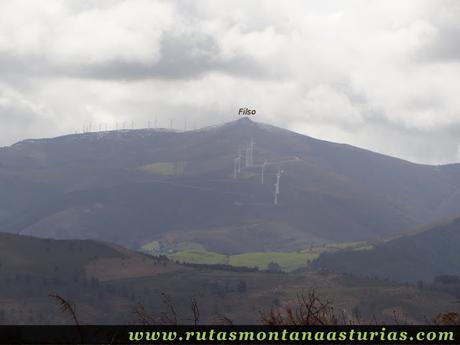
[
  {"xmin": 0, "ymin": 232, "xmax": 181, "ymax": 281},
  {"xmin": 1, "ymin": 118, "xmax": 460, "ymax": 253},
  {"xmin": 0, "ymin": 232, "xmax": 184, "ymax": 323},
  {"xmin": 312, "ymin": 216, "xmax": 460, "ymax": 283}
]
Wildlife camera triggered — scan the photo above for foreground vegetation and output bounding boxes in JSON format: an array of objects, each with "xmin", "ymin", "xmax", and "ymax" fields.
[{"xmin": 52, "ymin": 289, "xmax": 460, "ymax": 326}]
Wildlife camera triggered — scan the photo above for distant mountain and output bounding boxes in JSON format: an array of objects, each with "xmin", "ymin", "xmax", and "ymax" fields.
[
  {"xmin": 312, "ymin": 216, "xmax": 460, "ymax": 282},
  {"xmin": 1, "ymin": 117, "xmax": 460, "ymax": 253}
]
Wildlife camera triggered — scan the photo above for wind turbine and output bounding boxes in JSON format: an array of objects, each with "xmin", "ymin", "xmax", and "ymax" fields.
[
  {"xmin": 261, "ymin": 160, "xmax": 267, "ymax": 184},
  {"xmin": 249, "ymin": 139, "xmax": 255, "ymax": 165},
  {"xmin": 245, "ymin": 146, "xmax": 250, "ymax": 167},
  {"xmin": 233, "ymin": 156, "xmax": 239, "ymax": 179},
  {"xmin": 233, "ymin": 148, "xmax": 243, "ymax": 179},
  {"xmin": 274, "ymin": 167, "xmax": 284, "ymax": 205}
]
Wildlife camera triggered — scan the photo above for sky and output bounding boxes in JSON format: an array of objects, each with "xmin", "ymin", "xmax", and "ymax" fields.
[{"xmin": 0, "ymin": 0, "xmax": 460, "ymax": 165}]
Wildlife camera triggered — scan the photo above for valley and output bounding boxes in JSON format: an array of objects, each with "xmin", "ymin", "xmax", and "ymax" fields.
[{"xmin": 0, "ymin": 233, "xmax": 457, "ymax": 325}]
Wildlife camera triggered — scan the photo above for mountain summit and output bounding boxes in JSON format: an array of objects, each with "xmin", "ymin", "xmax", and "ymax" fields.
[{"xmin": 1, "ymin": 119, "xmax": 460, "ymax": 253}]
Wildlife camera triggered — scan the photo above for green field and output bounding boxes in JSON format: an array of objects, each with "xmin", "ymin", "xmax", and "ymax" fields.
[
  {"xmin": 229, "ymin": 252, "xmax": 319, "ymax": 272},
  {"xmin": 141, "ymin": 240, "xmax": 373, "ymax": 272},
  {"xmin": 138, "ymin": 162, "xmax": 176, "ymax": 175},
  {"xmin": 140, "ymin": 240, "xmax": 161, "ymax": 252},
  {"xmin": 322, "ymin": 241, "xmax": 374, "ymax": 251},
  {"xmin": 167, "ymin": 249, "xmax": 319, "ymax": 272},
  {"xmin": 169, "ymin": 249, "xmax": 227, "ymax": 265}
]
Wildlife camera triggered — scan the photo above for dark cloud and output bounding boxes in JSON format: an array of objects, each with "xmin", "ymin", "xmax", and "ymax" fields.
[
  {"xmin": 65, "ymin": 34, "xmax": 266, "ymax": 81},
  {"xmin": 418, "ymin": 27, "xmax": 460, "ymax": 62},
  {"xmin": 413, "ymin": 2, "xmax": 460, "ymax": 62},
  {"xmin": 0, "ymin": 33, "xmax": 266, "ymax": 81}
]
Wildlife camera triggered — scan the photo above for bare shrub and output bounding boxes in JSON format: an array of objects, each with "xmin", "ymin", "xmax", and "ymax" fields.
[
  {"xmin": 261, "ymin": 289, "xmax": 338, "ymax": 325},
  {"xmin": 49, "ymin": 294, "xmax": 79, "ymax": 326},
  {"xmin": 435, "ymin": 312, "xmax": 460, "ymax": 325}
]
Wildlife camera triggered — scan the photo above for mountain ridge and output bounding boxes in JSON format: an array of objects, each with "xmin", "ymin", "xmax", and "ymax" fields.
[
  {"xmin": 1, "ymin": 117, "xmax": 460, "ymax": 253},
  {"xmin": 5, "ymin": 117, "xmax": 457, "ymax": 168}
]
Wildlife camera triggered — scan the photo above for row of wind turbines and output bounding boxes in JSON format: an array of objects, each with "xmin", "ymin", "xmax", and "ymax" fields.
[
  {"xmin": 79, "ymin": 118, "xmax": 198, "ymax": 134},
  {"xmin": 79, "ymin": 120, "xmax": 285, "ymax": 205},
  {"xmin": 233, "ymin": 139, "xmax": 284, "ymax": 205}
]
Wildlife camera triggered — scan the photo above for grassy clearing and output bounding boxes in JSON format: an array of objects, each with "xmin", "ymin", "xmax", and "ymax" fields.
[
  {"xmin": 230, "ymin": 252, "xmax": 319, "ymax": 272},
  {"xmin": 141, "ymin": 240, "xmax": 373, "ymax": 272},
  {"xmin": 169, "ymin": 250, "xmax": 227, "ymax": 265},
  {"xmin": 320, "ymin": 240, "xmax": 374, "ymax": 251},
  {"xmin": 173, "ymin": 242, "xmax": 207, "ymax": 251},
  {"xmin": 138, "ymin": 162, "xmax": 176, "ymax": 175},
  {"xmin": 140, "ymin": 241, "xmax": 161, "ymax": 252},
  {"xmin": 167, "ymin": 249, "xmax": 318, "ymax": 272}
]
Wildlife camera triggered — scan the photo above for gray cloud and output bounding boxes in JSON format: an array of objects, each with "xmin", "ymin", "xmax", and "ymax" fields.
[
  {"xmin": 414, "ymin": 1, "xmax": 460, "ymax": 62},
  {"xmin": 0, "ymin": 32, "xmax": 266, "ymax": 81},
  {"xmin": 66, "ymin": 35, "xmax": 266, "ymax": 81},
  {"xmin": 0, "ymin": 86, "xmax": 57, "ymax": 144},
  {"xmin": 0, "ymin": 0, "xmax": 459, "ymax": 165}
]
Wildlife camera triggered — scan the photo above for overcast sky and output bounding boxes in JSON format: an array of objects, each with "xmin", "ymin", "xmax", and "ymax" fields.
[{"xmin": 0, "ymin": 0, "xmax": 459, "ymax": 164}]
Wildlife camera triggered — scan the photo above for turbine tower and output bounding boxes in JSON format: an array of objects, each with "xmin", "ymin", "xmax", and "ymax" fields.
[
  {"xmin": 261, "ymin": 160, "xmax": 267, "ymax": 184},
  {"xmin": 245, "ymin": 146, "xmax": 250, "ymax": 167},
  {"xmin": 274, "ymin": 167, "xmax": 284, "ymax": 205},
  {"xmin": 249, "ymin": 139, "xmax": 255, "ymax": 165},
  {"xmin": 233, "ymin": 150, "xmax": 242, "ymax": 179},
  {"xmin": 233, "ymin": 157, "xmax": 239, "ymax": 179}
]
